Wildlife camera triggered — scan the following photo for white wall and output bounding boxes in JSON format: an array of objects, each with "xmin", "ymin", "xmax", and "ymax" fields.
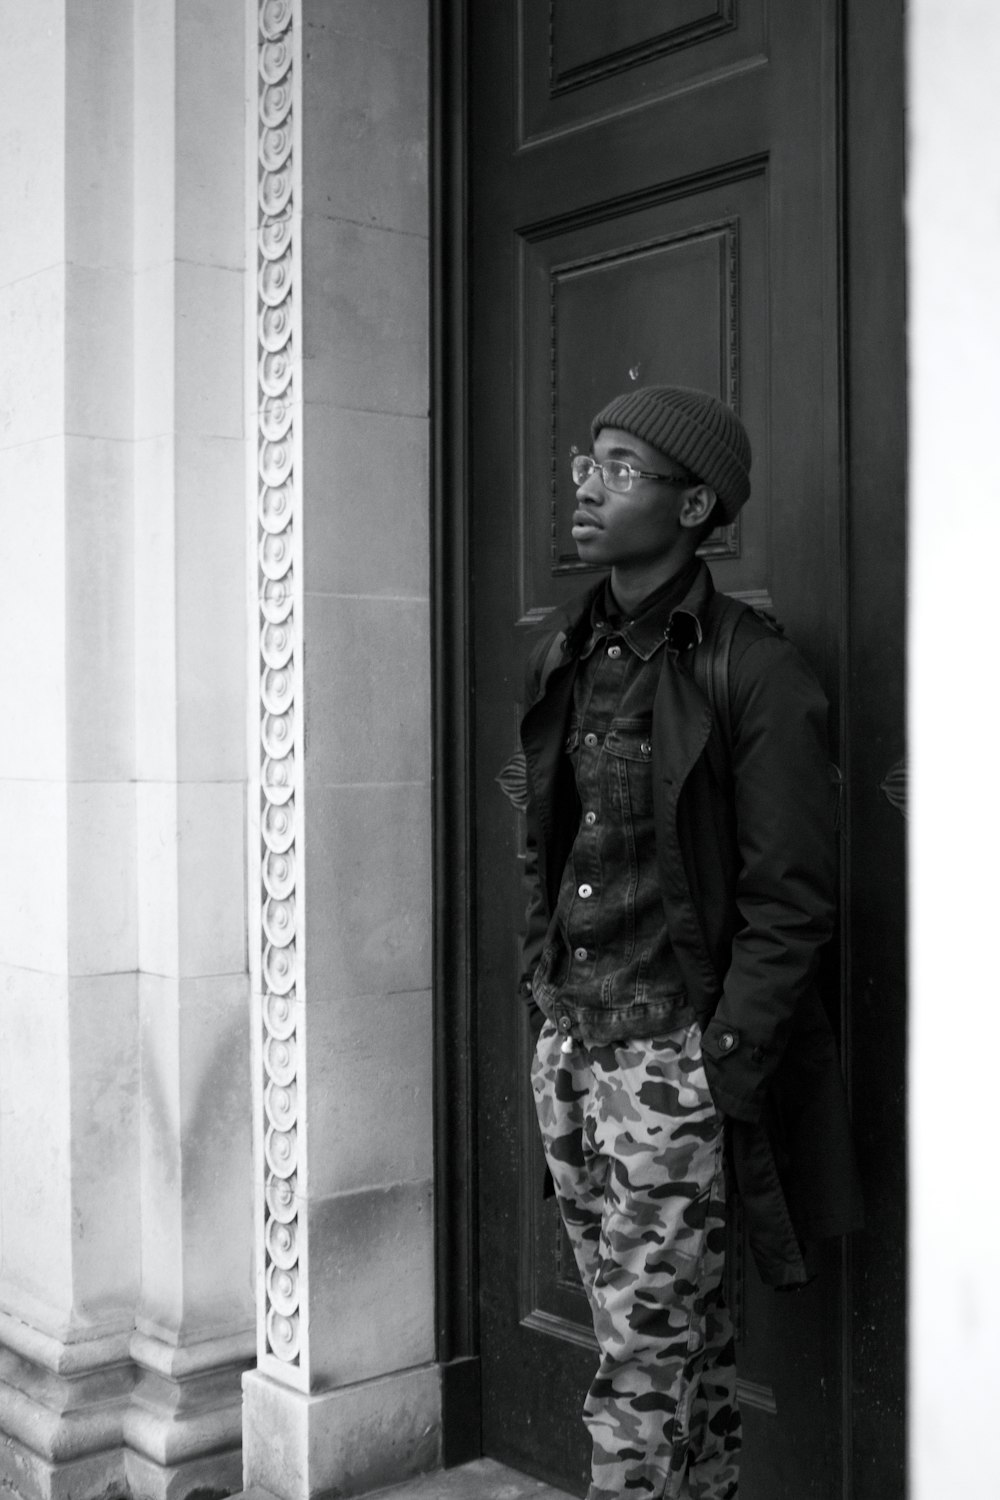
[{"xmin": 909, "ymin": 3, "xmax": 1000, "ymax": 1494}]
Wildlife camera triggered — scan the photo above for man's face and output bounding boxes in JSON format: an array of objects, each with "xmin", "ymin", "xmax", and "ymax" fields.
[{"xmin": 571, "ymin": 427, "xmax": 694, "ymax": 570}]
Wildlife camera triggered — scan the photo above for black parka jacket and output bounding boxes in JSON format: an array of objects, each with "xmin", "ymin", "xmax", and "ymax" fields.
[{"xmin": 518, "ymin": 562, "xmax": 863, "ymax": 1287}]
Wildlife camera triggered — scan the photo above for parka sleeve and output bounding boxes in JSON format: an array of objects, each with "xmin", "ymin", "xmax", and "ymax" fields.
[
  {"xmin": 517, "ymin": 638, "xmax": 554, "ymax": 1039},
  {"xmin": 518, "ymin": 826, "xmax": 548, "ymax": 1040},
  {"xmin": 700, "ymin": 634, "xmax": 838, "ymax": 1122}
]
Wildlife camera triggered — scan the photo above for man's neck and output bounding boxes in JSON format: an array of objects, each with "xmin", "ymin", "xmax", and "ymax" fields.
[{"xmin": 609, "ymin": 552, "xmax": 697, "ymax": 617}]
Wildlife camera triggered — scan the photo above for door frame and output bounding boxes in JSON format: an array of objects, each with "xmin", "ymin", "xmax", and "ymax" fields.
[
  {"xmin": 430, "ymin": 0, "xmax": 481, "ymax": 1468},
  {"xmin": 429, "ymin": 1, "xmax": 908, "ymax": 1490}
]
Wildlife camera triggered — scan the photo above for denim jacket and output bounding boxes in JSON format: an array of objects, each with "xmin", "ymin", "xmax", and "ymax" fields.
[
  {"xmin": 518, "ymin": 562, "xmax": 863, "ymax": 1282},
  {"xmin": 530, "ymin": 580, "xmax": 695, "ymax": 1043}
]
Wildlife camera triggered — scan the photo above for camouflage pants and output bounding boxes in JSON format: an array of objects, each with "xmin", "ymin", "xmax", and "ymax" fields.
[{"xmin": 531, "ymin": 1020, "xmax": 741, "ymax": 1500}]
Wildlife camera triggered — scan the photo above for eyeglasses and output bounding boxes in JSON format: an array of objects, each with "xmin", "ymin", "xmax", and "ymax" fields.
[{"xmin": 570, "ymin": 453, "xmax": 696, "ymax": 494}]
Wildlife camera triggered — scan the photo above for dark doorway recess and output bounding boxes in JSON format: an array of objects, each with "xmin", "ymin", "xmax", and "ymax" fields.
[{"xmin": 431, "ymin": 3, "xmax": 906, "ymax": 1495}]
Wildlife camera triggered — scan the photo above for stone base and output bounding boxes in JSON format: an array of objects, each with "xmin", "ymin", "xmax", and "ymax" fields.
[
  {"xmin": 0, "ymin": 1433, "xmax": 127, "ymax": 1500},
  {"xmin": 0, "ymin": 1416, "xmax": 244, "ymax": 1500},
  {"xmin": 241, "ymin": 1364, "xmax": 441, "ymax": 1500},
  {"xmin": 121, "ymin": 1331, "xmax": 254, "ymax": 1500},
  {"xmin": 0, "ymin": 1321, "xmax": 253, "ymax": 1500},
  {"xmin": 125, "ymin": 1445, "xmax": 244, "ymax": 1500},
  {"xmin": 0, "ymin": 1326, "xmax": 132, "ymax": 1500}
]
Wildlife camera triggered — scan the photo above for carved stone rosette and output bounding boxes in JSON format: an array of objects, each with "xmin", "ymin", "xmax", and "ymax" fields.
[{"xmin": 255, "ymin": 0, "xmax": 303, "ymax": 1382}]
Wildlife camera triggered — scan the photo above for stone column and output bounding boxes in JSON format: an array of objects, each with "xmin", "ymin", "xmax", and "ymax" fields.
[
  {"xmin": 127, "ymin": 1, "xmax": 254, "ymax": 1495},
  {"xmin": 0, "ymin": 3, "xmax": 253, "ymax": 1497},
  {"xmin": 241, "ymin": 2, "xmax": 439, "ymax": 1495},
  {"xmin": 0, "ymin": 3, "xmax": 139, "ymax": 1495}
]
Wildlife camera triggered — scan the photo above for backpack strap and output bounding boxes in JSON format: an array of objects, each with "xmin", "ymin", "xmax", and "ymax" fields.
[
  {"xmin": 692, "ymin": 592, "xmax": 746, "ymax": 759},
  {"xmin": 707, "ymin": 595, "xmax": 743, "ymax": 748}
]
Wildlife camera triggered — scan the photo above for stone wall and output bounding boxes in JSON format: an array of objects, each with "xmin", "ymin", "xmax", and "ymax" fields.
[{"xmin": 0, "ymin": 0, "xmax": 435, "ymax": 1496}]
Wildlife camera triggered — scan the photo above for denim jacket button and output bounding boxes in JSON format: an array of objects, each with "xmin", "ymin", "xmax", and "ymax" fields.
[
  {"xmin": 607, "ymin": 643, "xmax": 622, "ymax": 659},
  {"xmin": 640, "ymin": 740, "xmax": 652, "ymax": 757},
  {"xmin": 577, "ymin": 883, "xmax": 593, "ymax": 898},
  {"xmin": 584, "ymin": 732, "xmax": 598, "ymax": 747},
  {"xmin": 573, "ymin": 946, "xmax": 589, "ymax": 961}
]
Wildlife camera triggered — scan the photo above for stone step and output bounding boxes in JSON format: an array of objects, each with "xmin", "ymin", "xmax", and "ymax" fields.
[{"xmin": 362, "ymin": 1458, "xmax": 578, "ymax": 1500}]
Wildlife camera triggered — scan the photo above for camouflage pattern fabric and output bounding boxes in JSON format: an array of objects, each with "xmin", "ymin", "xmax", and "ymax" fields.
[{"xmin": 531, "ymin": 1020, "xmax": 741, "ymax": 1500}]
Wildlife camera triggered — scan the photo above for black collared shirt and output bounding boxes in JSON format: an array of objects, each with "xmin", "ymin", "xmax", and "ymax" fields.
[{"xmin": 586, "ymin": 555, "xmax": 702, "ymax": 659}]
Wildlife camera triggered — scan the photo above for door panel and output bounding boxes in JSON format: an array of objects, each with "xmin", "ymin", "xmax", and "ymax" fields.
[
  {"xmin": 469, "ymin": 3, "xmax": 849, "ymax": 1495},
  {"xmin": 519, "ymin": 0, "xmax": 762, "ymax": 144},
  {"xmin": 519, "ymin": 182, "xmax": 769, "ymax": 612}
]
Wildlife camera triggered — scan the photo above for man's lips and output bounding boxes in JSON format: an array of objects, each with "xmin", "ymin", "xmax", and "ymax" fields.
[{"xmin": 572, "ymin": 509, "xmax": 603, "ymax": 537}]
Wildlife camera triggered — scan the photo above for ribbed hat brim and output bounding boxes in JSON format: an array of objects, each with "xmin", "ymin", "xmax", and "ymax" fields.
[{"xmin": 591, "ymin": 386, "xmax": 751, "ymax": 520}]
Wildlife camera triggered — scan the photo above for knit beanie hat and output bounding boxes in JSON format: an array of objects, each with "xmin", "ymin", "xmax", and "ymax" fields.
[{"xmin": 590, "ymin": 386, "xmax": 752, "ymax": 521}]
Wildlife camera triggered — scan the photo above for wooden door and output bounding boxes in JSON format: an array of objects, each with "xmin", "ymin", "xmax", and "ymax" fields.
[{"xmin": 449, "ymin": 2, "xmax": 903, "ymax": 1496}]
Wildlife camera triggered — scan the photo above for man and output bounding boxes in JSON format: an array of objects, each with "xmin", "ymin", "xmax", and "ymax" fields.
[{"xmin": 518, "ymin": 387, "xmax": 861, "ymax": 1500}]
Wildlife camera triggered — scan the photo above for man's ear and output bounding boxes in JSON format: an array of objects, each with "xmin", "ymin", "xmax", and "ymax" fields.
[{"xmin": 678, "ymin": 484, "xmax": 717, "ymax": 529}]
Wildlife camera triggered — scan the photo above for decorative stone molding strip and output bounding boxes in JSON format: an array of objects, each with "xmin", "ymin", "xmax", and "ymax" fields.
[{"xmin": 254, "ymin": 0, "xmax": 305, "ymax": 1388}]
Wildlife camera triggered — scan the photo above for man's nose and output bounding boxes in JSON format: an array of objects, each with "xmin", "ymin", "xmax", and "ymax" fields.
[{"xmin": 577, "ymin": 467, "xmax": 606, "ymax": 501}]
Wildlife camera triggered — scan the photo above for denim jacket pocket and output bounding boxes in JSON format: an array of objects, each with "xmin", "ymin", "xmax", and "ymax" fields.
[
  {"xmin": 602, "ymin": 722, "xmax": 653, "ymax": 762},
  {"xmin": 602, "ymin": 722, "xmax": 655, "ymax": 821}
]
